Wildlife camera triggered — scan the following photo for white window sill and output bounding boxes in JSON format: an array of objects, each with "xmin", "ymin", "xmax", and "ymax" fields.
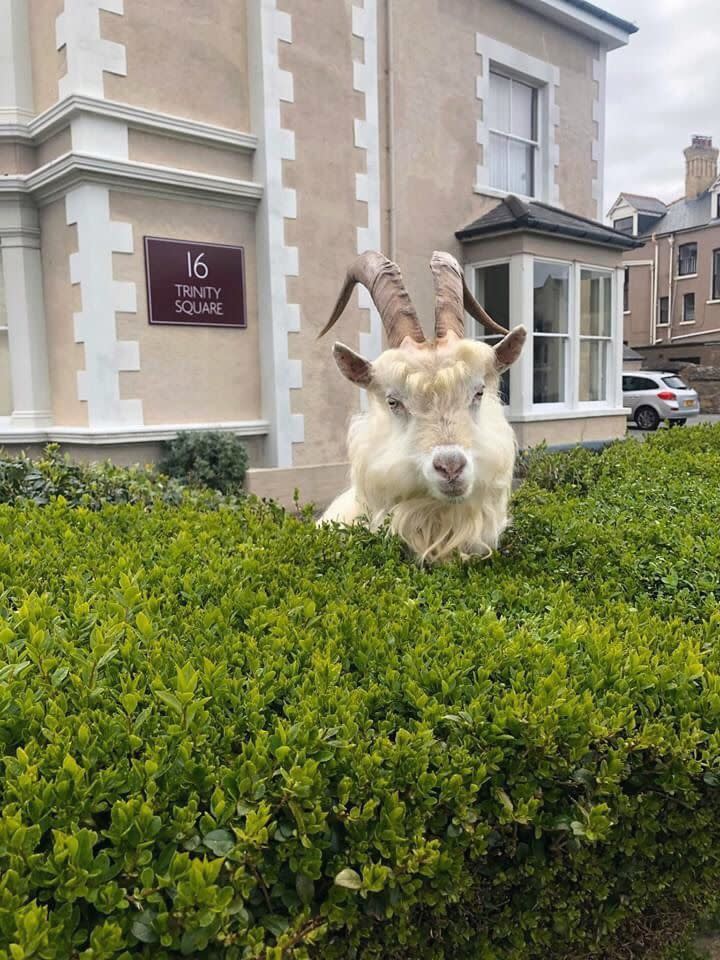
[
  {"xmin": 679, "ymin": 321, "xmax": 696, "ymax": 325},
  {"xmin": 707, "ymin": 299, "xmax": 720, "ymax": 305},
  {"xmin": 473, "ymin": 184, "xmax": 550, "ymax": 205},
  {"xmin": 623, "ymin": 310, "xmax": 631, "ymax": 316},
  {"xmin": 507, "ymin": 407, "xmax": 628, "ymax": 423},
  {"xmin": 675, "ymin": 274, "xmax": 698, "ymax": 280},
  {"xmin": 656, "ymin": 323, "xmax": 670, "ymax": 327}
]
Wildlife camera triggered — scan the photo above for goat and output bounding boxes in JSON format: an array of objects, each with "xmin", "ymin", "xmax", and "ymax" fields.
[{"xmin": 318, "ymin": 250, "xmax": 526, "ymax": 564}]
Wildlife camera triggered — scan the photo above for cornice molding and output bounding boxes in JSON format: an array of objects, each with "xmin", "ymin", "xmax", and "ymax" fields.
[
  {"xmin": 1, "ymin": 152, "xmax": 263, "ymax": 209},
  {"xmin": 0, "ymin": 419, "xmax": 270, "ymax": 445},
  {"xmin": 0, "ymin": 95, "xmax": 258, "ymax": 154}
]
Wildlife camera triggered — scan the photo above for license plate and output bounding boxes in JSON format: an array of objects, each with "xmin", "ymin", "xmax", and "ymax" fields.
[{"xmin": 683, "ymin": 399, "xmax": 696, "ymax": 407}]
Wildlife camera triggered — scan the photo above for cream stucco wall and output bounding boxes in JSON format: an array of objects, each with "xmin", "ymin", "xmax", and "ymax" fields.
[
  {"xmin": 390, "ymin": 0, "xmax": 600, "ymax": 324},
  {"xmin": 36, "ymin": 129, "xmax": 72, "ymax": 167},
  {"xmin": 128, "ymin": 131, "xmax": 253, "ymax": 182},
  {"xmin": 512, "ymin": 413, "xmax": 627, "ymax": 448},
  {"xmin": 0, "ymin": 144, "xmax": 36, "ymax": 175},
  {"xmin": 280, "ymin": 0, "xmax": 370, "ymax": 468},
  {"xmin": 39, "ymin": 198, "xmax": 88, "ymax": 426},
  {"xmin": 28, "ymin": 0, "xmax": 64, "ymax": 114},
  {"xmin": 109, "ymin": 192, "xmax": 262, "ymax": 427},
  {"xmin": 102, "ymin": 1, "xmax": 250, "ymax": 131}
]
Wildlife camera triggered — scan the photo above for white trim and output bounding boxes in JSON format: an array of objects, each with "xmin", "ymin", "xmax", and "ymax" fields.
[
  {"xmin": 707, "ymin": 300, "xmax": 720, "ymax": 305},
  {"xmin": 248, "ymin": 0, "xmax": 303, "ymax": 468},
  {"xmin": 0, "ymin": 420, "xmax": 270, "ymax": 445},
  {"xmin": 475, "ymin": 34, "xmax": 560, "ymax": 205},
  {"xmin": 65, "ymin": 183, "xmax": 141, "ymax": 428},
  {"xmin": 56, "ymin": 0, "xmax": 127, "ymax": 99},
  {"xmin": 591, "ymin": 49, "xmax": 607, "ymax": 220},
  {"xmin": 513, "ymin": 0, "xmax": 635, "ymax": 51},
  {"xmin": 353, "ymin": 0, "xmax": 383, "ymax": 382},
  {"xmin": 0, "ymin": 198, "xmax": 53, "ymax": 428},
  {"xmin": 670, "ymin": 327, "xmax": 720, "ymax": 341},
  {"xmin": 1, "ymin": 152, "xmax": 263, "ymax": 208},
  {"xmin": 0, "ymin": 1, "xmax": 35, "ymax": 126},
  {"xmin": 674, "ymin": 273, "xmax": 698, "ymax": 281},
  {"xmin": 5, "ymin": 94, "xmax": 258, "ymax": 153},
  {"xmin": 507, "ymin": 407, "xmax": 628, "ymax": 423}
]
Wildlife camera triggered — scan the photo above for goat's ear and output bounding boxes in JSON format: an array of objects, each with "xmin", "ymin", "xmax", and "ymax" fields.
[
  {"xmin": 333, "ymin": 342, "xmax": 373, "ymax": 386},
  {"xmin": 494, "ymin": 325, "xmax": 527, "ymax": 371}
]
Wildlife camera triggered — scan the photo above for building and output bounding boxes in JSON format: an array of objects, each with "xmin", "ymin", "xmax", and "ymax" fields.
[
  {"xmin": 1, "ymin": 0, "xmax": 636, "ymax": 503},
  {"xmin": 611, "ymin": 135, "xmax": 720, "ymax": 371}
]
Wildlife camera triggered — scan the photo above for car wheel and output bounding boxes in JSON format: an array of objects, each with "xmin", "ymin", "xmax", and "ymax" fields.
[
  {"xmin": 635, "ymin": 406, "xmax": 660, "ymax": 431},
  {"xmin": 669, "ymin": 418, "xmax": 687, "ymax": 427}
]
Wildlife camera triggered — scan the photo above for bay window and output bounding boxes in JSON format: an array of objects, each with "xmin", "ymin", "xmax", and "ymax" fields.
[
  {"xmin": 473, "ymin": 261, "xmax": 510, "ymax": 403},
  {"xmin": 579, "ymin": 269, "xmax": 612, "ymax": 402},
  {"xmin": 533, "ymin": 261, "xmax": 569, "ymax": 404},
  {"xmin": 469, "ymin": 255, "xmax": 620, "ymax": 418}
]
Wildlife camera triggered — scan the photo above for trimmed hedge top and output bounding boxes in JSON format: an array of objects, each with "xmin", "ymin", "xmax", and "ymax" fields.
[{"xmin": 1, "ymin": 427, "xmax": 720, "ymax": 959}]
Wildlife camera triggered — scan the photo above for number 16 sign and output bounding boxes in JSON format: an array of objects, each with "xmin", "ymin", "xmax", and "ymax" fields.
[{"xmin": 144, "ymin": 236, "xmax": 247, "ymax": 328}]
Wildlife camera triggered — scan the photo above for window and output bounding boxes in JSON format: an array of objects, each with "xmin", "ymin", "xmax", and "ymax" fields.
[
  {"xmin": 533, "ymin": 261, "xmax": 569, "ymax": 404},
  {"xmin": 683, "ymin": 292, "xmax": 695, "ymax": 323},
  {"xmin": 579, "ymin": 269, "xmax": 612, "ymax": 402},
  {"xmin": 678, "ymin": 242, "xmax": 697, "ymax": 276},
  {"xmin": 623, "ymin": 267, "xmax": 629, "ymax": 312},
  {"xmin": 662, "ymin": 375, "xmax": 688, "ymax": 389},
  {"xmin": 623, "ymin": 376, "xmax": 660, "ymax": 392},
  {"xmin": 713, "ymin": 249, "xmax": 720, "ymax": 300},
  {"xmin": 488, "ymin": 70, "xmax": 538, "ymax": 197},
  {"xmin": 474, "ymin": 262, "xmax": 510, "ymax": 403},
  {"xmin": 614, "ymin": 216, "xmax": 634, "ymax": 235},
  {"xmin": 658, "ymin": 296, "xmax": 669, "ymax": 326},
  {"xmin": 0, "ymin": 254, "xmax": 10, "ymax": 417}
]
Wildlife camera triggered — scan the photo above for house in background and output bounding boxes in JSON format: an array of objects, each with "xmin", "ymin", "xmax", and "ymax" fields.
[
  {"xmin": 1, "ymin": 0, "xmax": 636, "ymax": 504},
  {"xmin": 610, "ymin": 136, "xmax": 720, "ymax": 373}
]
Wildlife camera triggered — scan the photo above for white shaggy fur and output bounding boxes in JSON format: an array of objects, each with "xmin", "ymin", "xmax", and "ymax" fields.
[{"xmin": 321, "ymin": 335, "xmax": 519, "ymax": 564}]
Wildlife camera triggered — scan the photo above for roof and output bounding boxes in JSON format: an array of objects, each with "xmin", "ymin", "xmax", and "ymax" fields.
[
  {"xmin": 457, "ymin": 196, "xmax": 643, "ymax": 250},
  {"xmin": 563, "ymin": 0, "xmax": 638, "ymax": 35},
  {"xmin": 636, "ymin": 190, "xmax": 716, "ymax": 236},
  {"xmin": 614, "ymin": 193, "xmax": 668, "ymax": 216},
  {"xmin": 515, "ymin": 0, "xmax": 637, "ymax": 49},
  {"xmin": 623, "ymin": 345, "xmax": 645, "ymax": 363}
]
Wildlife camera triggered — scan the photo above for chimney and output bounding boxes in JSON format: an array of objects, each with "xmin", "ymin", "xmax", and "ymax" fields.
[{"xmin": 684, "ymin": 135, "xmax": 719, "ymax": 199}]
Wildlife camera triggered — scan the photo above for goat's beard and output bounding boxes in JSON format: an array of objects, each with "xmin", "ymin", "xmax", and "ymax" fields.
[{"xmin": 347, "ymin": 409, "xmax": 515, "ymax": 564}]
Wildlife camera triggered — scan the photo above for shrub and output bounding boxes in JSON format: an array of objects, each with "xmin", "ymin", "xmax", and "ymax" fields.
[
  {"xmin": 158, "ymin": 431, "xmax": 248, "ymax": 494},
  {"xmin": 1, "ymin": 427, "xmax": 720, "ymax": 958}
]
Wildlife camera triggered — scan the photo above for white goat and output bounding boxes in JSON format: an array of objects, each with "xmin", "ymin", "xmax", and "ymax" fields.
[{"xmin": 318, "ymin": 251, "xmax": 526, "ymax": 564}]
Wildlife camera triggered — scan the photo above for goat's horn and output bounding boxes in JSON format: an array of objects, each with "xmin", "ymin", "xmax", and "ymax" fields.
[
  {"xmin": 430, "ymin": 251, "xmax": 509, "ymax": 338},
  {"xmin": 318, "ymin": 251, "xmax": 425, "ymax": 348}
]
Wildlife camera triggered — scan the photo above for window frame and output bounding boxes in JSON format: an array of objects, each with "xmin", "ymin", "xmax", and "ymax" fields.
[
  {"xmin": 487, "ymin": 69, "xmax": 539, "ymax": 198},
  {"xmin": 712, "ymin": 248, "xmax": 720, "ymax": 302},
  {"xmin": 577, "ymin": 266, "xmax": 614, "ymax": 408},
  {"xmin": 531, "ymin": 258, "xmax": 572, "ymax": 413},
  {"xmin": 677, "ymin": 242, "xmax": 698, "ymax": 277},
  {"xmin": 682, "ymin": 291, "xmax": 696, "ymax": 324},
  {"xmin": 657, "ymin": 296, "xmax": 669, "ymax": 327},
  {"xmin": 614, "ymin": 216, "xmax": 634, "ymax": 236},
  {"xmin": 469, "ymin": 258, "xmax": 512, "ymax": 406},
  {"xmin": 623, "ymin": 266, "xmax": 629, "ymax": 313}
]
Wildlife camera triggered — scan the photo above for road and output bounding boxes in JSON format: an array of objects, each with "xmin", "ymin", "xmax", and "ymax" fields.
[{"xmin": 626, "ymin": 412, "xmax": 720, "ymax": 439}]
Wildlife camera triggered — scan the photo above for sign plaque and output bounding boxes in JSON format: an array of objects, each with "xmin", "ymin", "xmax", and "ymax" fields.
[{"xmin": 144, "ymin": 236, "xmax": 247, "ymax": 328}]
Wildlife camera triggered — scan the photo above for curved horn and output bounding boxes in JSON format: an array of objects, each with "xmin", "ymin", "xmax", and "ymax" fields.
[
  {"xmin": 430, "ymin": 251, "xmax": 465, "ymax": 339},
  {"xmin": 430, "ymin": 250, "xmax": 509, "ymax": 339},
  {"xmin": 318, "ymin": 251, "xmax": 425, "ymax": 348}
]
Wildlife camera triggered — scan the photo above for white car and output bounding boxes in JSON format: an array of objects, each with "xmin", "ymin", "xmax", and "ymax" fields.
[{"xmin": 622, "ymin": 371, "xmax": 700, "ymax": 430}]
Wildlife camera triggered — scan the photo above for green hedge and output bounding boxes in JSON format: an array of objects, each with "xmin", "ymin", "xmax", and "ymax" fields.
[{"xmin": 2, "ymin": 427, "xmax": 720, "ymax": 959}]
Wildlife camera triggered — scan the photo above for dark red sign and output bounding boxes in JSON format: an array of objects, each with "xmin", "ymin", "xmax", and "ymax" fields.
[{"xmin": 144, "ymin": 237, "xmax": 246, "ymax": 328}]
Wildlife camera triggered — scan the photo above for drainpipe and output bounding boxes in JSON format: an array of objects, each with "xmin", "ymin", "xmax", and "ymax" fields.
[
  {"xmin": 385, "ymin": 0, "xmax": 396, "ymax": 259},
  {"xmin": 667, "ymin": 234, "xmax": 675, "ymax": 342},
  {"xmin": 651, "ymin": 234, "xmax": 658, "ymax": 343}
]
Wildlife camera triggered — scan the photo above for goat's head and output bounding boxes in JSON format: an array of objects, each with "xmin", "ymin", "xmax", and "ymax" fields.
[{"xmin": 319, "ymin": 251, "xmax": 526, "ymax": 505}]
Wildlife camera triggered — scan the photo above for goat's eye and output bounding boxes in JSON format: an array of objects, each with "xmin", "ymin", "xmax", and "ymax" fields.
[{"xmin": 386, "ymin": 396, "xmax": 405, "ymax": 414}]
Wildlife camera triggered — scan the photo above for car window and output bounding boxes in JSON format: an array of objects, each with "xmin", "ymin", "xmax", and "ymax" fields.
[
  {"xmin": 662, "ymin": 375, "xmax": 687, "ymax": 389},
  {"xmin": 623, "ymin": 376, "xmax": 657, "ymax": 391}
]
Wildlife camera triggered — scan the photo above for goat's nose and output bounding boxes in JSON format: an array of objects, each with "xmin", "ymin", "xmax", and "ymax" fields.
[{"xmin": 432, "ymin": 449, "xmax": 468, "ymax": 481}]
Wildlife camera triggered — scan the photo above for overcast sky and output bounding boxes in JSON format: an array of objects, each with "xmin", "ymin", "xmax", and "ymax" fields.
[{"xmin": 603, "ymin": 0, "xmax": 720, "ymax": 217}]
